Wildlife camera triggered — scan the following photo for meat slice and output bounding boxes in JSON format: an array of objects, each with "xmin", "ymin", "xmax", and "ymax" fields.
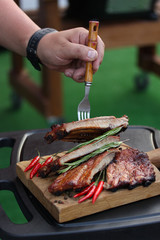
[
  {"xmin": 48, "ymin": 149, "xmax": 117, "ymax": 195},
  {"xmin": 104, "ymin": 148, "xmax": 155, "ymax": 191},
  {"xmin": 38, "ymin": 135, "xmax": 120, "ymax": 178},
  {"xmin": 45, "ymin": 115, "xmax": 128, "ymax": 143}
]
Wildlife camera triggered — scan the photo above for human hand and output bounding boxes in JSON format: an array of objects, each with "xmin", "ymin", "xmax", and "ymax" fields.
[{"xmin": 37, "ymin": 27, "xmax": 105, "ymax": 82}]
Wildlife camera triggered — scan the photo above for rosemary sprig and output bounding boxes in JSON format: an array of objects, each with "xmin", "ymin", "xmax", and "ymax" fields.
[
  {"xmin": 59, "ymin": 165, "xmax": 72, "ymax": 174},
  {"xmin": 65, "ymin": 141, "xmax": 122, "ymax": 166},
  {"xmin": 67, "ymin": 126, "xmax": 122, "ymax": 154},
  {"xmin": 58, "ymin": 141, "xmax": 122, "ymax": 174}
]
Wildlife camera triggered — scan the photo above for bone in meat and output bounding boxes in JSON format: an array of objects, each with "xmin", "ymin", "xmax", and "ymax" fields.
[
  {"xmin": 45, "ymin": 115, "xmax": 128, "ymax": 143},
  {"xmin": 38, "ymin": 135, "xmax": 120, "ymax": 178},
  {"xmin": 48, "ymin": 149, "xmax": 117, "ymax": 195}
]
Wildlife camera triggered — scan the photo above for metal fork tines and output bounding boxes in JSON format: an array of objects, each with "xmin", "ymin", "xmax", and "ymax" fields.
[{"xmin": 77, "ymin": 83, "xmax": 91, "ymax": 120}]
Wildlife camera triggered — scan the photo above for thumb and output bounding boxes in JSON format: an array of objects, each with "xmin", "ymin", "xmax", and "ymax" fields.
[{"xmin": 67, "ymin": 43, "xmax": 98, "ymax": 61}]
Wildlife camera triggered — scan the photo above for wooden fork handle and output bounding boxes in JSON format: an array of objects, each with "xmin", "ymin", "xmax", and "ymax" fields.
[{"xmin": 85, "ymin": 21, "xmax": 99, "ymax": 85}]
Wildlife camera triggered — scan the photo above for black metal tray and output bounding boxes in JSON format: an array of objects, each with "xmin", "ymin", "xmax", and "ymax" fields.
[{"xmin": 1, "ymin": 126, "xmax": 160, "ymax": 240}]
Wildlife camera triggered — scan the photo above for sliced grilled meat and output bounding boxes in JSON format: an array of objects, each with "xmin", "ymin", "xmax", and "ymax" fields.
[
  {"xmin": 45, "ymin": 115, "xmax": 128, "ymax": 143},
  {"xmin": 104, "ymin": 148, "xmax": 155, "ymax": 191},
  {"xmin": 38, "ymin": 135, "xmax": 120, "ymax": 178},
  {"xmin": 48, "ymin": 149, "xmax": 117, "ymax": 195}
]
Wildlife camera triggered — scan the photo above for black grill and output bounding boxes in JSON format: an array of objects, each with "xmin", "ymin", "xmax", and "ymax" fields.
[{"xmin": 1, "ymin": 126, "xmax": 160, "ymax": 239}]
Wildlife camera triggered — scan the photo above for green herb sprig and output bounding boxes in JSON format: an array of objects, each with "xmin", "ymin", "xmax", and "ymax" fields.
[
  {"xmin": 58, "ymin": 141, "xmax": 122, "ymax": 174},
  {"xmin": 67, "ymin": 126, "xmax": 122, "ymax": 154}
]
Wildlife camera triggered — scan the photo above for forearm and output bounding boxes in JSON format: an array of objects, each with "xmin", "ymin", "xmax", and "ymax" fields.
[
  {"xmin": 0, "ymin": 0, "xmax": 40, "ymax": 56},
  {"xmin": 0, "ymin": 1, "xmax": 105, "ymax": 82}
]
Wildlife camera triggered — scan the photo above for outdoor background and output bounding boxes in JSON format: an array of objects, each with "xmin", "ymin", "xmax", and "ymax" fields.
[
  {"xmin": 1, "ymin": 46, "xmax": 160, "ymax": 133},
  {"xmin": 1, "ymin": 0, "xmax": 160, "ymax": 231}
]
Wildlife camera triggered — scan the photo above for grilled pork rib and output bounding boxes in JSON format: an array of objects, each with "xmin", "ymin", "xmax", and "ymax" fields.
[
  {"xmin": 48, "ymin": 148, "xmax": 155, "ymax": 195},
  {"xmin": 38, "ymin": 135, "xmax": 120, "ymax": 178},
  {"xmin": 48, "ymin": 149, "xmax": 117, "ymax": 195},
  {"xmin": 104, "ymin": 148, "xmax": 155, "ymax": 190},
  {"xmin": 45, "ymin": 115, "xmax": 128, "ymax": 143}
]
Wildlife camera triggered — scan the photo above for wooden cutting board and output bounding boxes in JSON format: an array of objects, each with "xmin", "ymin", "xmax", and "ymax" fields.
[{"xmin": 16, "ymin": 147, "xmax": 160, "ymax": 223}]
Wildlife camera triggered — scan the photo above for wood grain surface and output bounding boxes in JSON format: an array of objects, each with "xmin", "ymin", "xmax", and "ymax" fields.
[{"xmin": 16, "ymin": 148, "xmax": 160, "ymax": 223}]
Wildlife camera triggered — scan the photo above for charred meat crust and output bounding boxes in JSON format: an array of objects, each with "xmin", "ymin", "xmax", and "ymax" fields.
[
  {"xmin": 38, "ymin": 158, "xmax": 60, "ymax": 178},
  {"xmin": 45, "ymin": 124, "xmax": 67, "ymax": 143},
  {"xmin": 104, "ymin": 148, "xmax": 155, "ymax": 191},
  {"xmin": 44, "ymin": 115, "xmax": 129, "ymax": 143},
  {"xmin": 47, "ymin": 148, "xmax": 155, "ymax": 195},
  {"xmin": 48, "ymin": 150, "xmax": 117, "ymax": 195}
]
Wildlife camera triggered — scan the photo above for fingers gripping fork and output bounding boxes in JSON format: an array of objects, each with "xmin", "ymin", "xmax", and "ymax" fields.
[{"xmin": 77, "ymin": 20, "xmax": 99, "ymax": 120}]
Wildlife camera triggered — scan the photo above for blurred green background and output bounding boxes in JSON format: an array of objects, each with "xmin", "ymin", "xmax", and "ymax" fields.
[
  {"xmin": 1, "ymin": 46, "xmax": 160, "ymax": 133},
  {"xmin": 1, "ymin": 45, "xmax": 160, "ymax": 230}
]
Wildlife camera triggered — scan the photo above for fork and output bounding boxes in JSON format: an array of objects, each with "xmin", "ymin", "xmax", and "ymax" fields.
[{"xmin": 77, "ymin": 20, "xmax": 99, "ymax": 121}]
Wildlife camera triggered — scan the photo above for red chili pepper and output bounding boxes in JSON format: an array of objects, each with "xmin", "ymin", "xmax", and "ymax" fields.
[
  {"xmin": 92, "ymin": 170, "xmax": 105, "ymax": 204},
  {"xmin": 74, "ymin": 182, "xmax": 95, "ymax": 198},
  {"xmin": 36, "ymin": 156, "xmax": 53, "ymax": 177},
  {"xmin": 92, "ymin": 180, "xmax": 104, "ymax": 204},
  {"xmin": 24, "ymin": 155, "xmax": 40, "ymax": 172},
  {"xmin": 41, "ymin": 156, "xmax": 53, "ymax": 167},
  {"xmin": 78, "ymin": 185, "xmax": 97, "ymax": 203},
  {"xmin": 30, "ymin": 162, "xmax": 42, "ymax": 179},
  {"xmin": 78, "ymin": 170, "xmax": 105, "ymax": 204}
]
